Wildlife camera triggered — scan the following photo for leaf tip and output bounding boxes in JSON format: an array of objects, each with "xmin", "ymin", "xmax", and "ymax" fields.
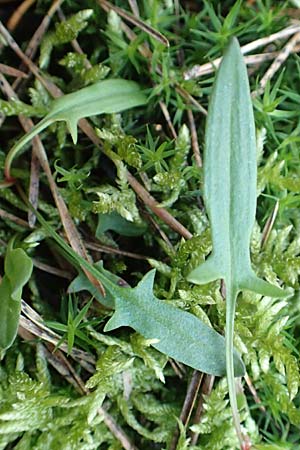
[{"xmin": 67, "ymin": 119, "xmax": 78, "ymax": 144}]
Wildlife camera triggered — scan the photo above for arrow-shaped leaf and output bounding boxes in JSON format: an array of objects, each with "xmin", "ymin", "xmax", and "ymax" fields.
[
  {"xmin": 27, "ymin": 202, "xmax": 245, "ymax": 378},
  {"xmin": 5, "ymin": 79, "xmax": 147, "ymax": 180},
  {"xmin": 186, "ymin": 37, "xmax": 292, "ymax": 446},
  {"xmin": 104, "ymin": 269, "xmax": 245, "ymax": 377}
]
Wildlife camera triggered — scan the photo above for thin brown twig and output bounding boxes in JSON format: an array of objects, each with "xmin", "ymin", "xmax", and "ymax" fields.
[
  {"xmin": 190, "ymin": 374, "xmax": 215, "ymax": 445},
  {"xmin": 168, "ymin": 359, "xmax": 185, "ymax": 378},
  {"xmin": 32, "ymin": 258, "xmax": 73, "ymax": 279},
  {"xmin": 127, "ymin": 0, "xmax": 140, "ymax": 17},
  {"xmin": 19, "ymin": 315, "xmax": 95, "ymax": 372},
  {"xmin": 159, "ymin": 100, "xmax": 177, "ymax": 139},
  {"xmin": 99, "ymin": 407, "xmax": 138, "ymax": 450},
  {"xmin": 97, "ymin": 0, "xmax": 169, "ymax": 47},
  {"xmin": 98, "ymin": 0, "xmax": 207, "ymax": 117},
  {"xmin": 0, "ymin": 20, "xmax": 62, "ymax": 97},
  {"xmin": 244, "ymin": 373, "xmax": 266, "ymax": 413},
  {"xmin": 28, "ymin": 144, "xmax": 40, "ymax": 227},
  {"xmin": 20, "ymin": 299, "xmax": 95, "ymax": 365},
  {"xmin": 48, "ymin": 342, "xmax": 89, "ymax": 394},
  {"xmin": 127, "ymin": 172, "xmax": 193, "ymax": 239},
  {"xmin": 142, "ymin": 210, "xmax": 175, "ymax": 252},
  {"xmin": 0, "ymin": 63, "xmax": 28, "ymax": 78},
  {"xmin": 43, "ymin": 343, "xmax": 87, "ymax": 394},
  {"xmin": 85, "ymin": 241, "xmax": 150, "ymax": 260},
  {"xmin": 7, "ymin": 0, "xmax": 36, "ymax": 31},
  {"xmin": 261, "ymin": 200, "xmax": 279, "ymax": 248},
  {"xmin": 120, "ymin": 19, "xmax": 152, "ymax": 58},
  {"xmin": 169, "ymin": 370, "xmax": 203, "ymax": 450},
  {"xmin": 25, "ymin": 0, "xmax": 65, "ymax": 60},
  {"xmin": 176, "ymin": 84, "xmax": 207, "ymax": 115},
  {"xmin": 18, "ymin": 327, "xmax": 87, "ymax": 394},
  {"xmin": 184, "ymin": 24, "xmax": 300, "ymax": 80},
  {"xmin": 187, "ymin": 109, "xmax": 202, "ymax": 167},
  {"xmin": 110, "ymin": 1, "xmax": 180, "ymax": 136},
  {"xmin": 0, "ymin": 207, "xmax": 29, "ymax": 228}
]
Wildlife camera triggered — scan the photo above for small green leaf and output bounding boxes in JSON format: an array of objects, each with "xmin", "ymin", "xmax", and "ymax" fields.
[
  {"xmin": 0, "ymin": 245, "xmax": 33, "ymax": 350},
  {"xmin": 68, "ymin": 261, "xmax": 116, "ymax": 308},
  {"xmin": 5, "ymin": 248, "xmax": 33, "ymax": 301},
  {"xmin": 96, "ymin": 212, "xmax": 147, "ymax": 237}
]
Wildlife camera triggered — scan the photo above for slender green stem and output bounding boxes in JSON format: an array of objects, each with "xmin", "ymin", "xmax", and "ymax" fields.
[
  {"xmin": 4, "ymin": 116, "xmax": 53, "ymax": 181},
  {"xmin": 225, "ymin": 281, "xmax": 244, "ymax": 448}
]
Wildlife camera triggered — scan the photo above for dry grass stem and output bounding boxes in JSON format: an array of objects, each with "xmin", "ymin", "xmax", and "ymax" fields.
[
  {"xmin": 187, "ymin": 109, "xmax": 202, "ymax": 167},
  {"xmin": 85, "ymin": 241, "xmax": 150, "ymax": 260},
  {"xmin": 184, "ymin": 24, "xmax": 300, "ymax": 80},
  {"xmin": 0, "ymin": 206, "xmax": 29, "ymax": 228},
  {"xmin": 169, "ymin": 370, "xmax": 203, "ymax": 450},
  {"xmin": 159, "ymin": 100, "xmax": 178, "ymax": 139},
  {"xmin": 97, "ymin": 0, "xmax": 169, "ymax": 47},
  {"xmin": 32, "ymin": 258, "xmax": 73, "ymax": 279},
  {"xmin": 0, "ymin": 63, "xmax": 28, "ymax": 78},
  {"xmin": 23, "ymin": 0, "xmax": 65, "ymax": 62},
  {"xmin": 7, "ymin": 0, "xmax": 36, "ymax": 31},
  {"xmin": 252, "ymin": 31, "xmax": 300, "ymax": 97},
  {"xmin": 28, "ymin": 145, "xmax": 40, "ymax": 227},
  {"xmin": 128, "ymin": 0, "xmax": 139, "ymax": 17},
  {"xmin": 261, "ymin": 200, "xmax": 280, "ymax": 248},
  {"xmin": 190, "ymin": 375, "xmax": 215, "ymax": 445},
  {"xmin": 244, "ymin": 373, "xmax": 266, "ymax": 413},
  {"xmin": 127, "ymin": 172, "xmax": 193, "ymax": 239}
]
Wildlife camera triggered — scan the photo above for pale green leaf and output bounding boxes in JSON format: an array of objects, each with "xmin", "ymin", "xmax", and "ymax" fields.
[
  {"xmin": 186, "ymin": 37, "xmax": 292, "ymax": 444},
  {"xmin": 0, "ymin": 245, "xmax": 33, "ymax": 350},
  {"xmin": 5, "ymin": 79, "xmax": 147, "ymax": 180},
  {"xmin": 27, "ymin": 204, "xmax": 245, "ymax": 378}
]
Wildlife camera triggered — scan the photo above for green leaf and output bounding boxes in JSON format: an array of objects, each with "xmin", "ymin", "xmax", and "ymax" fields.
[
  {"xmin": 103, "ymin": 269, "xmax": 245, "ymax": 377},
  {"xmin": 26, "ymin": 202, "xmax": 245, "ymax": 378},
  {"xmin": 5, "ymin": 248, "xmax": 33, "ymax": 301},
  {"xmin": 4, "ymin": 79, "xmax": 147, "ymax": 180},
  {"xmin": 186, "ymin": 37, "xmax": 292, "ymax": 445},
  {"xmin": 67, "ymin": 261, "xmax": 116, "ymax": 308},
  {"xmin": 96, "ymin": 212, "xmax": 147, "ymax": 237},
  {"xmin": 0, "ymin": 244, "xmax": 33, "ymax": 350}
]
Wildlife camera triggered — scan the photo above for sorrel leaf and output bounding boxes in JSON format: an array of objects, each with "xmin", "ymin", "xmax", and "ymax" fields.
[
  {"xmin": 187, "ymin": 37, "xmax": 292, "ymax": 446},
  {"xmin": 104, "ymin": 269, "xmax": 245, "ymax": 377},
  {"xmin": 26, "ymin": 201, "xmax": 245, "ymax": 377},
  {"xmin": 4, "ymin": 79, "xmax": 147, "ymax": 180}
]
